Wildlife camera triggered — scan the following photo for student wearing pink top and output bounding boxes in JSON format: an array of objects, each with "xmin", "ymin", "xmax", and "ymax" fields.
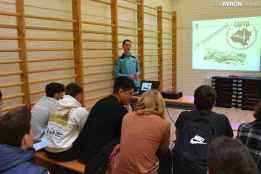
[{"xmin": 108, "ymin": 90, "xmax": 171, "ymax": 174}]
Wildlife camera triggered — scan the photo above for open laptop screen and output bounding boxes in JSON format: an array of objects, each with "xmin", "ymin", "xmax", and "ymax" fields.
[{"xmin": 139, "ymin": 80, "xmax": 160, "ymax": 94}]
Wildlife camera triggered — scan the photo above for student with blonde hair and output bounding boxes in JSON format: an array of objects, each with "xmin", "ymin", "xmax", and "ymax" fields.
[{"xmin": 109, "ymin": 90, "xmax": 171, "ymax": 174}]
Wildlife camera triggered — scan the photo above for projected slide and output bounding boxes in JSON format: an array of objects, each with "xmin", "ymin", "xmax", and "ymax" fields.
[{"xmin": 192, "ymin": 16, "xmax": 261, "ymax": 71}]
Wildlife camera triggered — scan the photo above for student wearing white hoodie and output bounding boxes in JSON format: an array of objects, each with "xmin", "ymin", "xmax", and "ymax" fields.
[{"xmin": 44, "ymin": 83, "xmax": 89, "ymax": 161}]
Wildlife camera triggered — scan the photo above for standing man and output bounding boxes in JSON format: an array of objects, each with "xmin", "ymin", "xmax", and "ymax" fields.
[{"xmin": 115, "ymin": 39, "xmax": 140, "ymax": 91}]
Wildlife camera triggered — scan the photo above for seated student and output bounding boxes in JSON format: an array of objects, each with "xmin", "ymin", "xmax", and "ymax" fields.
[
  {"xmin": 74, "ymin": 76, "xmax": 135, "ymax": 174},
  {"xmin": 108, "ymin": 90, "xmax": 171, "ymax": 174},
  {"xmin": 31, "ymin": 82, "xmax": 65, "ymax": 141},
  {"xmin": 44, "ymin": 83, "xmax": 89, "ymax": 161},
  {"xmin": 208, "ymin": 136, "xmax": 258, "ymax": 174},
  {"xmin": 173, "ymin": 85, "xmax": 233, "ymax": 174},
  {"xmin": 237, "ymin": 101, "xmax": 261, "ymax": 171},
  {"xmin": 0, "ymin": 107, "xmax": 48, "ymax": 174}
]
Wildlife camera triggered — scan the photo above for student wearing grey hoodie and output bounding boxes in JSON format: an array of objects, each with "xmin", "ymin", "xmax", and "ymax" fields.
[
  {"xmin": 31, "ymin": 82, "xmax": 65, "ymax": 141},
  {"xmin": 44, "ymin": 83, "xmax": 89, "ymax": 161}
]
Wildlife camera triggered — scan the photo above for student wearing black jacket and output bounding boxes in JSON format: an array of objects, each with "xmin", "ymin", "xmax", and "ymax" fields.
[
  {"xmin": 173, "ymin": 85, "xmax": 233, "ymax": 174},
  {"xmin": 74, "ymin": 77, "xmax": 135, "ymax": 174}
]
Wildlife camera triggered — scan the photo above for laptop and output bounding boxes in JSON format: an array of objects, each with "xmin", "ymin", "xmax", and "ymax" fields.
[{"xmin": 138, "ymin": 80, "xmax": 160, "ymax": 95}]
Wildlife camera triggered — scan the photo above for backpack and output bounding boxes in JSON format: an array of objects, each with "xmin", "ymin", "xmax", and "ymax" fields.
[{"xmin": 173, "ymin": 114, "xmax": 216, "ymax": 174}]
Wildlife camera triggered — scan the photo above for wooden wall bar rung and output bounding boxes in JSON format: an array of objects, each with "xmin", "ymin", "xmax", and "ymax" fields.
[
  {"xmin": 0, "ymin": 60, "xmax": 21, "ymax": 64},
  {"xmin": 163, "ymin": 16, "xmax": 172, "ymax": 20},
  {"xmin": 27, "ymin": 48, "xmax": 74, "ymax": 52},
  {"xmin": 30, "ymin": 90, "xmax": 44, "ymax": 95},
  {"xmin": 25, "ymin": 14, "xmax": 76, "ymax": 22},
  {"xmin": 163, "ymin": 37, "xmax": 172, "ymax": 40},
  {"xmin": 83, "ymin": 48, "xmax": 113, "ymax": 51},
  {"xmin": 163, "ymin": 10, "xmax": 172, "ymax": 14},
  {"xmin": 82, "ymin": 30, "xmax": 112, "ymax": 35},
  {"xmin": 0, "ymin": 24, "xmax": 17, "ymax": 29},
  {"xmin": 90, "ymin": 0, "xmax": 111, "ymax": 5},
  {"xmin": 144, "ymin": 4, "xmax": 157, "ymax": 11},
  {"xmin": 26, "ymin": 26, "xmax": 73, "ymax": 32},
  {"xmin": 162, "ymin": 54, "xmax": 172, "ymax": 56},
  {"xmin": 0, "ymin": 36, "xmax": 20, "ymax": 40},
  {"xmin": 85, "ymin": 63, "xmax": 113, "ymax": 67},
  {"xmin": 84, "ymin": 70, "xmax": 113, "ymax": 76},
  {"xmin": 0, "ymin": 48, "xmax": 21, "ymax": 52},
  {"xmin": 123, "ymin": 0, "xmax": 138, "ymax": 5},
  {"xmin": 0, "ymin": 82, "xmax": 23, "ymax": 88},
  {"xmin": 84, "ymin": 56, "xmax": 112, "ymax": 59},
  {"xmin": 144, "ymin": 54, "xmax": 157, "ymax": 57},
  {"xmin": 118, "ymin": 25, "xmax": 138, "ymax": 30},
  {"xmin": 83, "ymin": 39, "xmax": 112, "ymax": 42},
  {"xmin": 30, "ymin": 75, "xmax": 75, "ymax": 84},
  {"xmin": 144, "ymin": 11, "xmax": 157, "ymax": 17},
  {"xmin": 27, "ymin": 38, "xmax": 75, "ymax": 41},
  {"xmin": 144, "ymin": 23, "xmax": 156, "ymax": 27},
  {"xmin": 3, "ymin": 93, "xmax": 24, "ymax": 100},
  {"xmin": 29, "ymin": 66, "xmax": 74, "ymax": 74},
  {"xmin": 163, "ymin": 32, "xmax": 172, "ymax": 35},
  {"xmin": 0, "ymin": 71, "xmax": 21, "ymax": 76},
  {"xmin": 118, "ymin": 32, "xmax": 138, "ymax": 37},
  {"xmin": 144, "ymin": 36, "xmax": 157, "ymax": 39},
  {"xmin": 0, "ymin": 11, "xmax": 20, "ymax": 17},
  {"xmin": 28, "ymin": 57, "xmax": 73, "ymax": 63},
  {"xmin": 118, "ymin": 19, "xmax": 137, "ymax": 25},
  {"xmin": 85, "ymin": 77, "xmax": 114, "ymax": 85},
  {"xmin": 144, "ymin": 28, "xmax": 157, "ymax": 33},
  {"xmin": 118, "ymin": 4, "xmax": 137, "ymax": 11},
  {"xmin": 81, "ymin": 20, "xmax": 112, "ymax": 27}
]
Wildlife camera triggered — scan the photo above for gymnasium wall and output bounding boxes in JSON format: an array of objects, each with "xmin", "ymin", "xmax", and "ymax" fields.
[
  {"xmin": 173, "ymin": 0, "xmax": 261, "ymax": 95},
  {"xmin": 0, "ymin": 0, "xmax": 174, "ymax": 111}
]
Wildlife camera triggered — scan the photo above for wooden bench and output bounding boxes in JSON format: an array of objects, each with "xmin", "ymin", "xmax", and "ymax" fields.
[{"xmin": 35, "ymin": 151, "xmax": 85, "ymax": 174}]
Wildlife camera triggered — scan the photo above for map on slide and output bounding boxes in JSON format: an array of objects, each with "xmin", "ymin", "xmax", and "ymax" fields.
[{"xmin": 192, "ymin": 16, "xmax": 261, "ymax": 71}]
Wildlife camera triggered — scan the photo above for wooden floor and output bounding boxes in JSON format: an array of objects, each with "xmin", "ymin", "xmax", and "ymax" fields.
[{"xmin": 166, "ymin": 107, "xmax": 254, "ymax": 141}]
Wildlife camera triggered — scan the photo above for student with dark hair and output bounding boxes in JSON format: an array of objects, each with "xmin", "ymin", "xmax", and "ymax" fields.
[
  {"xmin": 31, "ymin": 82, "xmax": 65, "ymax": 141},
  {"xmin": 115, "ymin": 39, "xmax": 140, "ymax": 90},
  {"xmin": 0, "ymin": 107, "xmax": 48, "ymax": 174},
  {"xmin": 175, "ymin": 85, "xmax": 233, "ymax": 141},
  {"xmin": 172, "ymin": 85, "xmax": 233, "ymax": 174},
  {"xmin": 44, "ymin": 83, "xmax": 88, "ymax": 161},
  {"xmin": 74, "ymin": 76, "xmax": 135, "ymax": 174},
  {"xmin": 208, "ymin": 136, "xmax": 258, "ymax": 174},
  {"xmin": 237, "ymin": 101, "xmax": 261, "ymax": 171}
]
